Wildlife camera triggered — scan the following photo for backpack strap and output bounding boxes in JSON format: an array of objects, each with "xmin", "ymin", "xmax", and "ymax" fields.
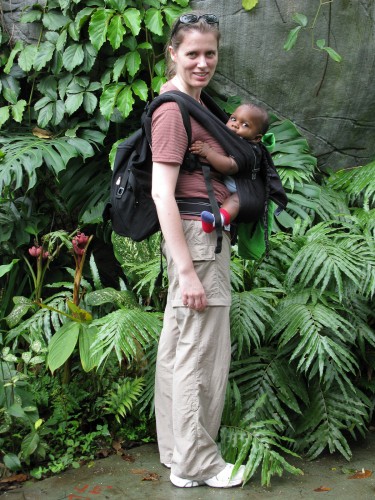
[{"xmin": 144, "ymin": 91, "xmax": 223, "ymax": 253}]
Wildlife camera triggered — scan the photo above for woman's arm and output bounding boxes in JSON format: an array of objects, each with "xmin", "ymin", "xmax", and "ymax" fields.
[
  {"xmin": 151, "ymin": 161, "xmax": 207, "ymax": 311},
  {"xmin": 190, "ymin": 141, "xmax": 239, "ymax": 175}
]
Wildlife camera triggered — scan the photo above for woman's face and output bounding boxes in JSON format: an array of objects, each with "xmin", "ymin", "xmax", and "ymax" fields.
[{"xmin": 169, "ymin": 30, "xmax": 218, "ymax": 96}]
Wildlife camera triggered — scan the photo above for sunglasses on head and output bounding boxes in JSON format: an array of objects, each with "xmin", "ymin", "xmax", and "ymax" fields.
[{"xmin": 171, "ymin": 14, "xmax": 219, "ymax": 38}]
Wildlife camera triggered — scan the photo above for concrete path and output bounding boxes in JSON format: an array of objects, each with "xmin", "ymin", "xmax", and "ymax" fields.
[{"xmin": 2, "ymin": 432, "xmax": 375, "ymax": 499}]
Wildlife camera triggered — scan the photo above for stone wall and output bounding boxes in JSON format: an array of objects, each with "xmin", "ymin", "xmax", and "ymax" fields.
[{"xmin": 192, "ymin": 0, "xmax": 375, "ymax": 170}]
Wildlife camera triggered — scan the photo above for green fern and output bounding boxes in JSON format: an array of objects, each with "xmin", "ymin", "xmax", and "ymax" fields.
[
  {"xmin": 327, "ymin": 160, "xmax": 375, "ymax": 209},
  {"xmin": 230, "ymin": 288, "xmax": 277, "ymax": 356},
  {"xmin": 286, "ymin": 221, "xmax": 372, "ymax": 299},
  {"xmin": 293, "ymin": 379, "xmax": 371, "ymax": 460},
  {"xmin": 272, "ymin": 289, "xmax": 358, "ymax": 380},
  {"xmin": 102, "ymin": 377, "xmax": 144, "ymax": 424},
  {"xmin": 91, "ymin": 308, "xmax": 162, "ymax": 367},
  {"xmin": 229, "ymin": 348, "xmax": 309, "ymax": 427},
  {"xmin": 220, "ymin": 395, "xmax": 303, "ymax": 487},
  {"xmin": 0, "ymin": 132, "xmax": 99, "ymax": 192}
]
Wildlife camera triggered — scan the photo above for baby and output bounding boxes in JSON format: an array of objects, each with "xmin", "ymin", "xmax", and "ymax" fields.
[{"xmin": 190, "ymin": 102, "xmax": 269, "ymax": 232}]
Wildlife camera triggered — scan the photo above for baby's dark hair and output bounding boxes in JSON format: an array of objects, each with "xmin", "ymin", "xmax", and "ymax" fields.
[{"xmin": 240, "ymin": 102, "xmax": 269, "ymax": 136}]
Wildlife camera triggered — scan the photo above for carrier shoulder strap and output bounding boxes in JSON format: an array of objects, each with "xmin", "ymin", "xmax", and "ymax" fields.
[{"xmin": 143, "ymin": 91, "xmax": 223, "ymax": 253}]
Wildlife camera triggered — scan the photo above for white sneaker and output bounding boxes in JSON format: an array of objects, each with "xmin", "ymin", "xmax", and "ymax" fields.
[
  {"xmin": 170, "ymin": 463, "xmax": 245, "ymax": 489},
  {"xmin": 204, "ymin": 463, "xmax": 245, "ymax": 488},
  {"xmin": 170, "ymin": 472, "xmax": 204, "ymax": 488}
]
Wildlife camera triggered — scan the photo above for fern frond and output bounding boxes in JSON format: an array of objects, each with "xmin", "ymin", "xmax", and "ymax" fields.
[
  {"xmin": 0, "ymin": 133, "xmax": 97, "ymax": 192},
  {"xmin": 92, "ymin": 309, "xmax": 162, "ymax": 366},
  {"xmin": 220, "ymin": 421, "xmax": 303, "ymax": 487},
  {"xmin": 294, "ymin": 379, "xmax": 371, "ymax": 460},
  {"xmin": 230, "ymin": 288, "xmax": 276, "ymax": 356},
  {"xmin": 272, "ymin": 292, "xmax": 358, "ymax": 379},
  {"xmin": 137, "ymin": 339, "xmax": 158, "ymax": 416},
  {"xmin": 327, "ymin": 160, "xmax": 375, "ymax": 209},
  {"xmin": 230, "ymin": 349, "xmax": 308, "ymax": 426},
  {"xmin": 102, "ymin": 377, "xmax": 144, "ymax": 423},
  {"xmin": 89, "ymin": 253, "xmax": 102, "ymax": 291},
  {"xmin": 222, "ymin": 380, "xmax": 243, "ymax": 427},
  {"xmin": 6, "ymin": 291, "xmax": 69, "ymax": 342},
  {"xmin": 286, "ymin": 222, "xmax": 370, "ymax": 299}
]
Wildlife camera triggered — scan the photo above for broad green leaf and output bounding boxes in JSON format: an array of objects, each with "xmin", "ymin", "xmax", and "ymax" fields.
[
  {"xmin": 11, "ymin": 100, "xmax": 27, "ymax": 123},
  {"xmin": 21, "ymin": 432, "xmax": 40, "ymax": 459},
  {"xmin": 137, "ymin": 42, "xmax": 152, "ymax": 50},
  {"xmin": 66, "ymin": 137, "xmax": 95, "ymax": 160},
  {"xmin": 151, "ymin": 75, "xmax": 166, "ymax": 94},
  {"xmin": 37, "ymin": 76, "xmax": 58, "ymax": 100},
  {"xmin": 7, "ymin": 403, "xmax": 26, "ymax": 418},
  {"xmin": 125, "ymin": 51, "xmax": 141, "ymax": 77},
  {"xmin": 56, "ymin": 29, "xmax": 68, "ymax": 52},
  {"xmin": 3, "ymin": 454, "xmax": 21, "ymax": 472},
  {"xmin": 284, "ymin": 26, "xmax": 302, "ymax": 51},
  {"xmin": 89, "ymin": 8, "xmax": 114, "ymax": 50},
  {"xmin": 18, "ymin": 45, "xmax": 38, "ymax": 72},
  {"xmin": 242, "ymin": 0, "xmax": 258, "ymax": 11},
  {"xmin": 81, "ymin": 42, "xmax": 98, "ymax": 73},
  {"xmin": 47, "ymin": 321, "xmax": 80, "ymax": 373},
  {"xmin": 68, "ymin": 20, "xmax": 80, "ymax": 41},
  {"xmin": 34, "ymin": 96, "xmax": 53, "ymax": 111},
  {"xmin": 4, "ymin": 40, "xmax": 23, "ymax": 74},
  {"xmin": 99, "ymin": 83, "xmax": 123, "ymax": 119},
  {"xmin": 33, "ymin": 41, "xmax": 55, "ymax": 71},
  {"xmin": 67, "ymin": 300, "xmax": 93, "ymax": 321},
  {"xmin": 63, "ymin": 43, "xmax": 84, "ymax": 71},
  {"xmin": 117, "ymin": 85, "xmax": 134, "ymax": 118},
  {"xmin": 75, "ymin": 7, "xmax": 95, "ymax": 31},
  {"xmin": 170, "ymin": 0, "xmax": 189, "ymax": 6},
  {"xmin": 123, "ymin": 8, "xmax": 141, "ymax": 36},
  {"xmin": 163, "ymin": 6, "xmax": 183, "ymax": 26},
  {"xmin": 113, "ymin": 55, "xmax": 126, "ymax": 81},
  {"xmin": 79, "ymin": 325, "xmax": 101, "ymax": 372},
  {"xmin": 83, "ymin": 92, "xmax": 98, "ymax": 114},
  {"xmin": 0, "ymin": 259, "xmax": 19, "ymax": 278},
  {"xmin": 21, "ymin": 9, "xmax": 43, "ymax": 23},
  {"xmin": 65, "ymin": 92, "xmax": 84, "ymax": 115},
  {"xmin": 145, "ymin": 8, "xmax": 163, "ymax": 36},
  {"xmin": 0, "ymin": 106, "xmax": 10, "ymax": 128},
  {"xmin": 292, "ymin": 13, "xmax": 308, "ymax": 27},
  {"xmin": 3, "ymin": 87, "xmax": 18, "ymax": 105},
  {"xmin": 37, "ymin": 103, "xmax": 54, "ymax": 128},
  {"xmin": 132, "ymin": 79, "xmax": 148, "ymax": 101},
  {"xmin": 42, "ymin": 10, "xmax": 70, "ymax": 30},
  {"xmin": 107, "ymin": 15, "xmax": 126, "ymax": 50},
  {"xmin": 322, "ymin": 46, "xmax": 342, "ymax": 62},
  {"xmin": 154, "ymin": 59, "xmax": 165, "ymax": 76},
  {"xmin": 52, "ymin": 100, "xmax": 65, "ymax": 125}
]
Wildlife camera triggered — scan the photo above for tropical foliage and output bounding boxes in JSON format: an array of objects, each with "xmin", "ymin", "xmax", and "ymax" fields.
[{"xmin": 0, "ymin": 0, "xmax": 374, "ymax": 490}]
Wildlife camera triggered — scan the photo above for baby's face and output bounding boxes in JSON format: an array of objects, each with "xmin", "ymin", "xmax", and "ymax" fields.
[{"xmin": 226, "ymin": 105, "xmax": 262, "ymax": 141}]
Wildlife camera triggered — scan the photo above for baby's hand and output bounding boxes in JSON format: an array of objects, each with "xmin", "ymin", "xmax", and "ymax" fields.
[{"xmin": 190, "ymin": 141, "xmax": 211, "ymax": 158}]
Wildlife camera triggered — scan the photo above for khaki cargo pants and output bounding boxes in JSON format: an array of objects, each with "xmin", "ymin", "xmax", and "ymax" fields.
[{"xmin": 155, "ymin": 220, "xmax": 231, "ymax": 481}]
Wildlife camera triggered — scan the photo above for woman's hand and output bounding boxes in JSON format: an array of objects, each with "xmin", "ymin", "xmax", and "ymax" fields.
[
  {"xmin": 180, "ymin": 269, "xmax": 207, "ymax": 312},
  {"xmin": 152, "ymin": 161, "xmax": 207, "ymax": 312}
]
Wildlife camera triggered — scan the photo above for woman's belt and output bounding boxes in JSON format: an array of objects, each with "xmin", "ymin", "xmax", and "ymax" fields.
[{"xmin": 176, "ymin": 197, "xmax": 214, "ymax": 217}]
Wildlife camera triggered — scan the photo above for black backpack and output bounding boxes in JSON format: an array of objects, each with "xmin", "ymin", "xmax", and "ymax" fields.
[
  {"xmin": 103, "ymin": 92, "xmax": 193, "ymax": 242},
  {"xmin": 103, "ymin": 90, "xmax": 287, "ymax": 254}
]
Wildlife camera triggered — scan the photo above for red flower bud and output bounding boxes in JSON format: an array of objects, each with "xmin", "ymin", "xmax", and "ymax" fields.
[
  {"xmin": 43, "ymin": 251, "xmax": 49, "ymax": 259},
  {"xmin": 29, "ymin": 246, "xmax": 42, "ymax": 258},
  {"xmin": 76, "ymin": 232, "xmax": 89, "ymax": 245}
]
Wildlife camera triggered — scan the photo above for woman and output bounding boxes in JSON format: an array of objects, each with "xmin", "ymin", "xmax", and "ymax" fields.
[{"xmin": 151, "ymin": 13, "xmax": 245, "ymax": 488}]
